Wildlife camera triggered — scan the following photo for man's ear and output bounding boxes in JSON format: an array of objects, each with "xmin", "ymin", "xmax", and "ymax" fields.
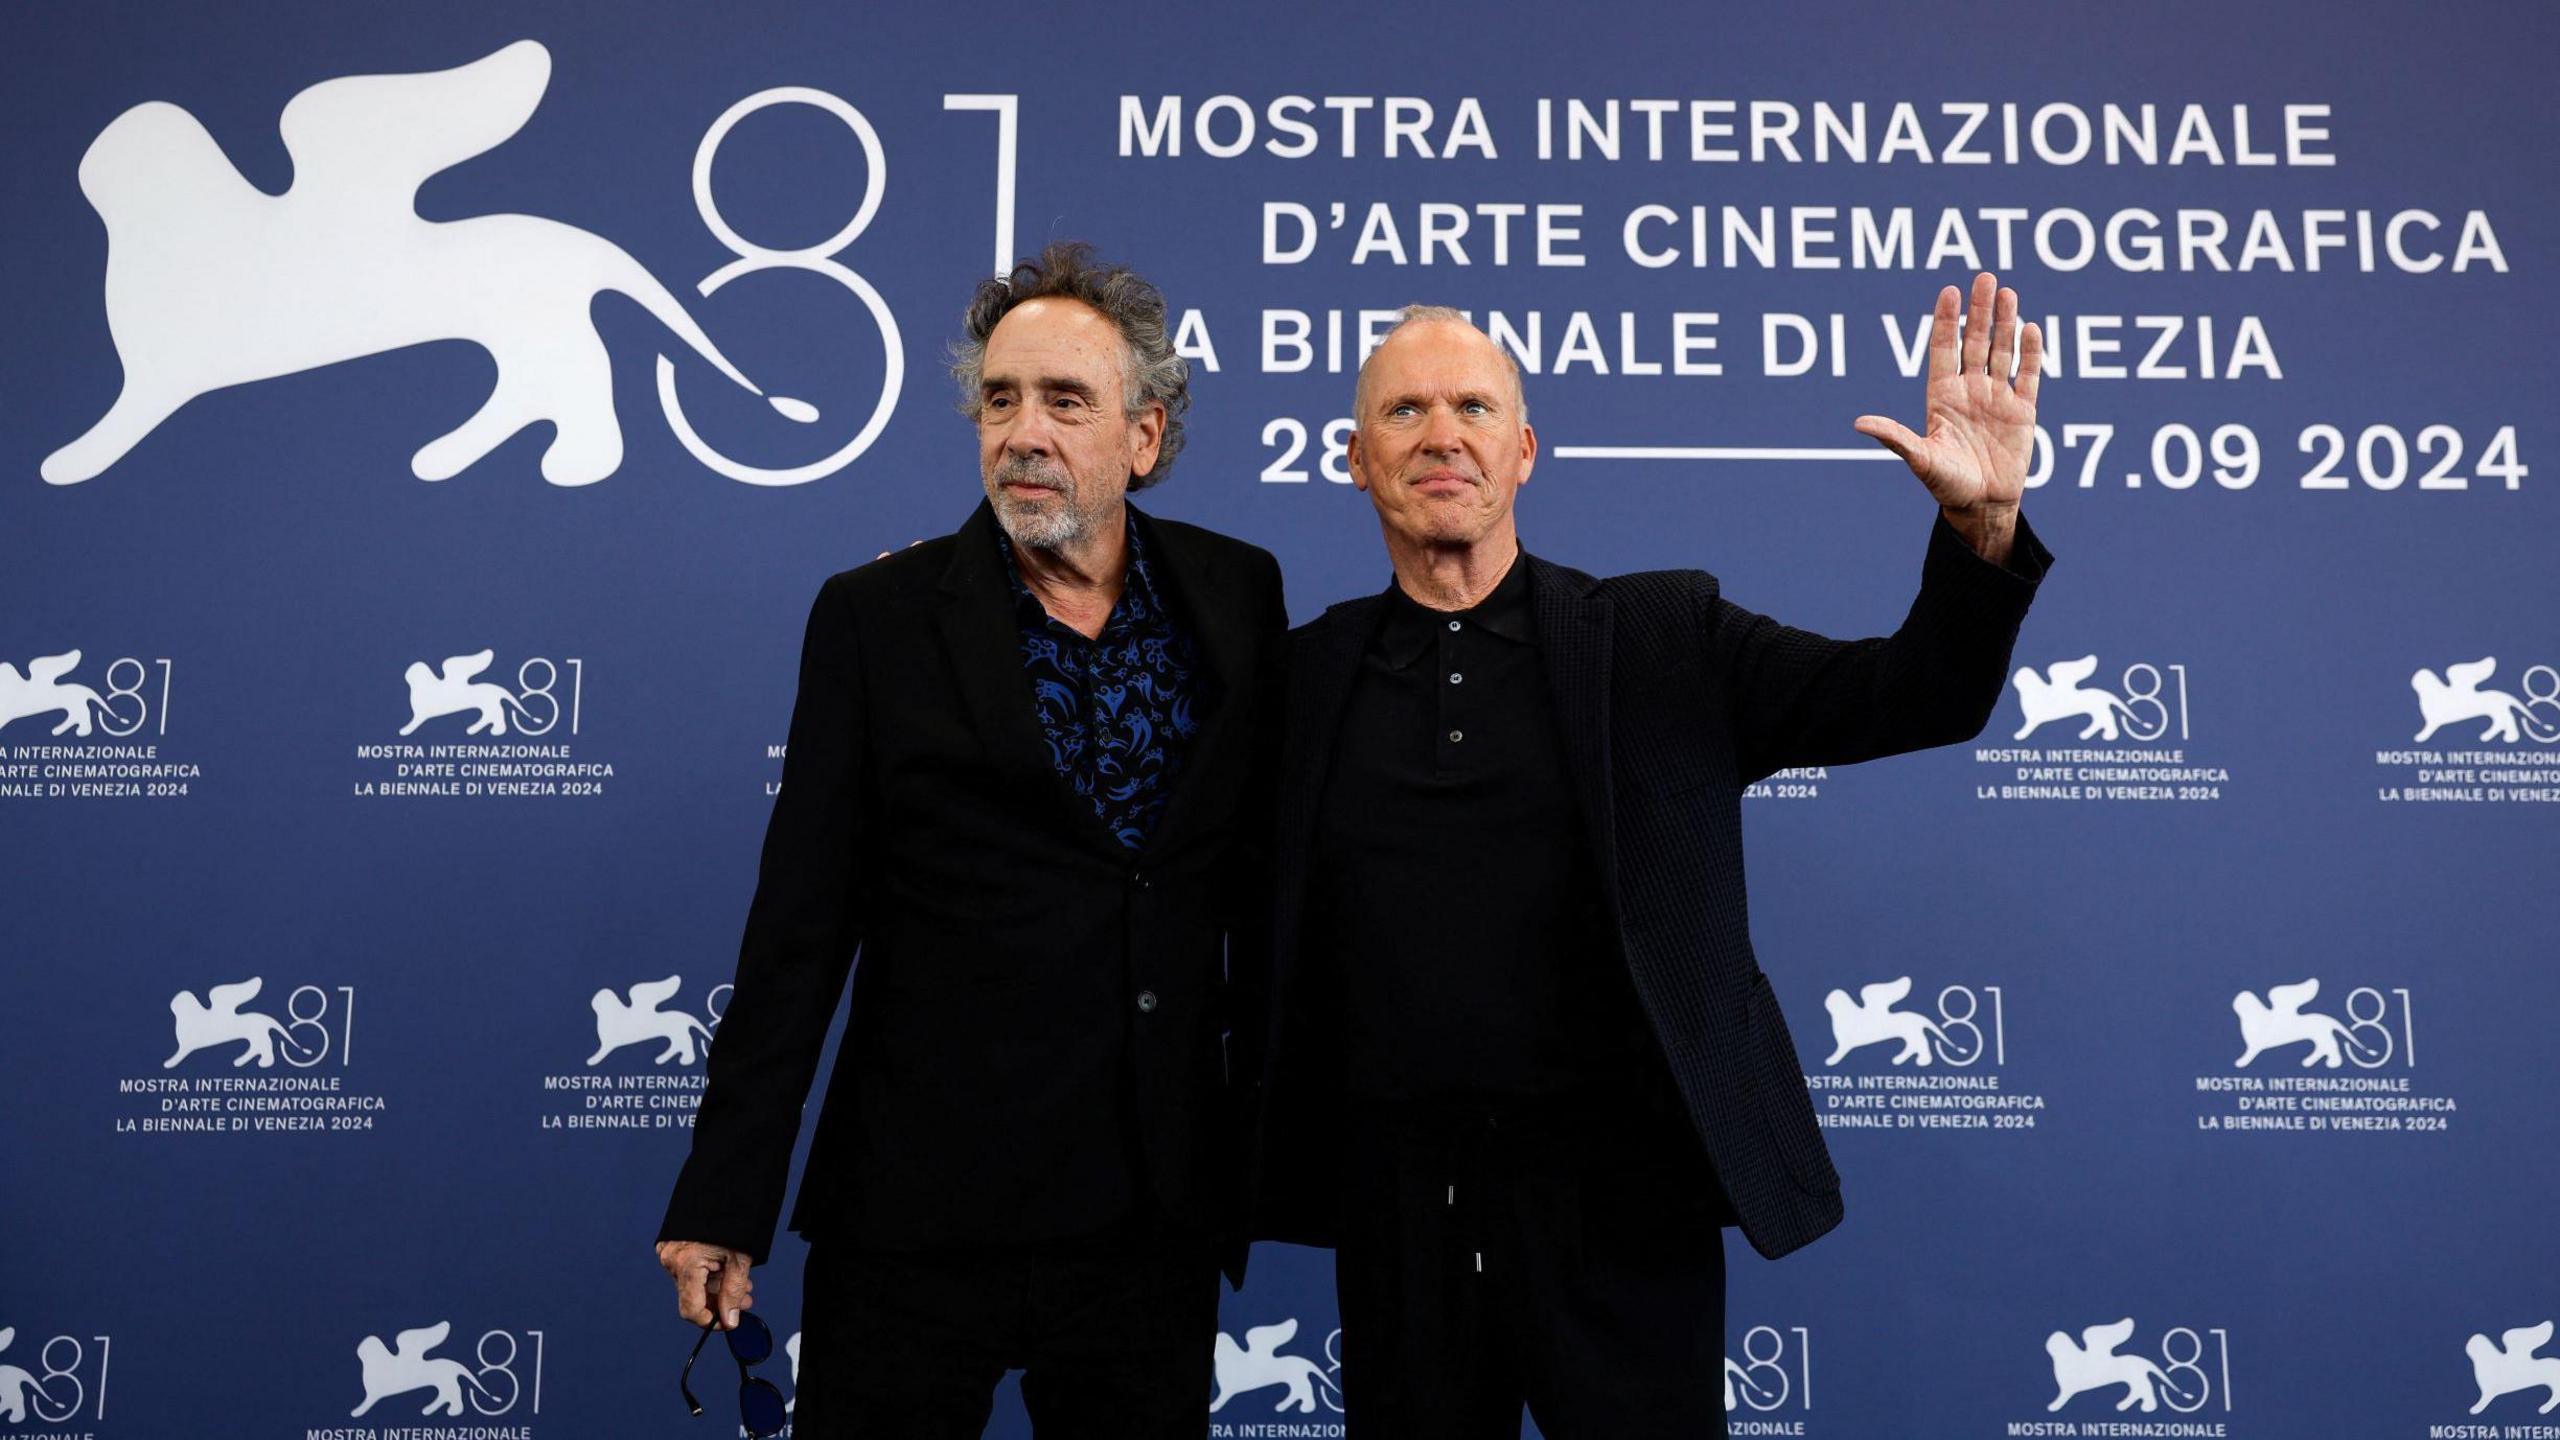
[
  {"xmin": 1346, "ymin": 426, "xmax": 1372, "ymax": 492},
  {"xmin": 1516, "ymin": 419, "xmax": 1538, "ymax": 487},
  {"xmin": 1128, "ymin": 401, "xmax": 1167, "ymax": 480}
]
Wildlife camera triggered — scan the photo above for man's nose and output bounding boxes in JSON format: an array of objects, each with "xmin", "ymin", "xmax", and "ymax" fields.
[
  {"xmin": 1419, "ymin": 407, "xmax": 1465, "ymax": 456},
  {"xmin": 1004, "ymin": 409, "xmax": 1056, "ymax": 457}
]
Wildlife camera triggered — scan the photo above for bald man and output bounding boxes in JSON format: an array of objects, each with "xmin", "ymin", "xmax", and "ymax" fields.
[{"xmin": 1246, "ymin": 274, "xmax": 2055, "ymax": 1437}]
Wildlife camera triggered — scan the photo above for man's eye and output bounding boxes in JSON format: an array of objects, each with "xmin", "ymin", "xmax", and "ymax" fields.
[
  {"xmin": 1389, "ymin": 403, "xmax": 1417, "ymax": 417},
  {"xmin": 986, "ymin": 394, "xmax": 1013, "ymax": 411},
  {"xmin": 1463, "ymin": 401, "xmax": 1490, "ymax": 415},
  {"xmin": 1052, "ymin": 395, "xmax": 1083, "ymax": 410}
]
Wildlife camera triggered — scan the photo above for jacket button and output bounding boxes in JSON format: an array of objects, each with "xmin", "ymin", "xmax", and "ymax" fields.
[
  {"xmin": 1136, "ymin": 990, "xmax": 1159, "ymax": 1014},
  {"xmin": 1128, "ymin": 870, "xmax": 1151, "ymax": 890}
]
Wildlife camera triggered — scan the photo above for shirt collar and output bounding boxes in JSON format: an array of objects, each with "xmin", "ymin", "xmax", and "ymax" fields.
[
  {"xmin": 1372, "ymin": 546, "xmax": 1535, "ymax": 666},
  {"xmin": 997, "ymin": 508, "xmax": 1164, "ymax": 635}
]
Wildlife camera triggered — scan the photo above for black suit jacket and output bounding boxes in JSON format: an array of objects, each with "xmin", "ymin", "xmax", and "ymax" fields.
[
  {"xmin": 1246, "ymin": 510, "xmax": 2052, "ymax": 1262},
  {"xmin": 662, "ymin": 500, "xmax": 1287, "ymax": 1278}
]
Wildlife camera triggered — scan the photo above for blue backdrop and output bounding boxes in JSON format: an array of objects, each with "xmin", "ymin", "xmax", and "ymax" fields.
[{"xmin": 5, "ymin": 3, "xmax": 2555, "ymax": 1437}]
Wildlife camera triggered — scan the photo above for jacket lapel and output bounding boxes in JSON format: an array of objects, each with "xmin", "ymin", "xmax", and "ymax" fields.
[
  {"xmin": 1130, "ymin": 504, "xmax": 1248, "ymax": 861},
  {"xmin": 1529, "ymin": 554, "xmax": 1623, "ymax": 929},
  {"xmin": 932, "ymin": 500, "xmax": 1122, "ymax": 859}
]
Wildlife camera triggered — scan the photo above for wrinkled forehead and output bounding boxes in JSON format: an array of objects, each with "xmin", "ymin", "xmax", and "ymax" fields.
[
  {"xmin": 1357, "ymin": 319, "xmax": 1524, "ymax": 415},
  {"xmin": 982, "ymin": 298, "xmax": 1127, "ymax": 390}
]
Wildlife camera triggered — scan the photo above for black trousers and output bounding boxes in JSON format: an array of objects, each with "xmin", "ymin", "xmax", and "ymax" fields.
[
  {"xmin": 790, "ymin": 1224, "xmax": 1221, "ymax": 1439},
  {"xmin": 1334, "ymin": 1102, "xmax": 1729, "ymax": 1440}
]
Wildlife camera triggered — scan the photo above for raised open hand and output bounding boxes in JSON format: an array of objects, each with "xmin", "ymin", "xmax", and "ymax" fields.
[{"xmin": 1852, "ymin": 272, "xmax": 2042, "ymax": 543}]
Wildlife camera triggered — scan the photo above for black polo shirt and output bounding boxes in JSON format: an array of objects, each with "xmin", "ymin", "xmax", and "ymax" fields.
[{"xmin": 1309, "ymin": 548, "xmax": 1673, "ymax": 1114}]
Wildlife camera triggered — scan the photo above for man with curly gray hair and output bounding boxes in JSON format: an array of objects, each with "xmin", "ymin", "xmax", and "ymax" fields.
[{"xmin": 659, "ymin": 241, "xmax": 1287, "ymax": 1437}]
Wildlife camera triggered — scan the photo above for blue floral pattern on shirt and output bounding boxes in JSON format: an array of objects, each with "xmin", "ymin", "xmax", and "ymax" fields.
[{"xmin": 1000, "ymin": 524, "xmax": 1203, "ymax": 849}]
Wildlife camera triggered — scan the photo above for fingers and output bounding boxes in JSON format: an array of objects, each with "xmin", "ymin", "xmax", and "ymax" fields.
[
  {"xmin": 674, "ymin": 1249, "xmax": 715, "ymax": 1326},
  {"xmin": 660, "ymin": 1241, "xmax": 744, "ymax": 1327},
  {"xmin": 2016, "ymin": 322, "xmax": 2045, "ymax": 407},
  {"xmin": 1853, "ymin": 414, "xmax": 1924, "ymax": 467},
  {"xmin": 714, "ymin": 1252, "xmax": 755, "ymax": 1330},
  {"xmin": 1960, "ymin": 271, "xmax": 1995, "ymax": 374},
  {"xmin": 1925, "ymin": 284, "xmax": 1960, "ymax": 384},
  {"xmin": 1989, "ymin": 283, "xmax": 2018, "ymax": 379}
]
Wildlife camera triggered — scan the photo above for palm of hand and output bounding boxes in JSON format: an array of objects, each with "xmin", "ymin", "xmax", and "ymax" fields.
[
  {"xmin": 1910, "ymin": 365, "xmax": 2036, "ymax": 511},
  {"xmin": 1853, "ymin": 271, "xmax": 2044, "ymax": 516}
]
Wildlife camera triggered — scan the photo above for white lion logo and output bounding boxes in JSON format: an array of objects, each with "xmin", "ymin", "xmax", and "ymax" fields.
[
  {"xmin": 1210, "ymin": 1319, "xmax": 1336, "ymax": 1415},
  {"xmin": 2230, "ymin": 979, "xmax": 2385, "ymax": 1069},
  {"xmin": 0, "ymin": 651, "xmax": 109, "ymax": 737},
  {"xmin": 351, "ymin": 1322, "xmax": 502, "ymax": 1417},
  {"xmin": 2011, "ymin": 655, "xmax": 2143, "ymax": 741},
  {"xmin": 2468, "ymin": 1320, "xmax": 2560, "ymax": 1414},
  {"xmin": 2412, "ymin": 658, "xmax": 2559, "ymax": 744},
  {"xmin": 401, "ymin": 650, "xmax": 535, "ymax": 736},
  {"xmin": 165, "ymin": 977, "xmax": 320, "ymax": 1069},
  {"xmin": 42, "ymin": 39, "xmax": 813, "ymax": 488},
  {"xmin": 588, "ymin": 976, "xmax": 715, "ymax": 1066},
  {"xmin": 1822, "ymin": 976, "xmax": 1956, "ymax": 1066},
  {"xmin": 1723, "ymin": 1355, "xmax": 1784, "ymax": 1412},
  {"xmin": 2045, "ymin": 1318, "xmax": 2199, "ymax": 1413},
  {"xmin": 0, "ymin": 1328, "xmax": 63, "ymax": 1424}
]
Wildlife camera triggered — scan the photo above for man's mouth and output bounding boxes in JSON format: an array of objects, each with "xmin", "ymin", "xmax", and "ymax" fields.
[
  {"xmin": 1411, "ymin": 469, "xmax": 1474, "ymax": 492},
  {"xmin": 996, "ymin": 465, "xmax": 1068, "ymax": 497}
]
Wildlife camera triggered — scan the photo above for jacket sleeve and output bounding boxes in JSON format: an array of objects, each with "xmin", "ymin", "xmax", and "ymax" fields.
[
  {"xmin": 1705, "ymin": 509, "xmax": 2054, "ymax": 787},
  {"xmin": 658, "ymin": 573, "xmax": 869, "ymax": 1263}
]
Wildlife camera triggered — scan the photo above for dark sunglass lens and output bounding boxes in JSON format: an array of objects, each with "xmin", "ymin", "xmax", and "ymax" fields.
[
  {"xmin": 739, "ymin": 1378, "xmax": 788, "ymax": 1436},
  {"xmin": 725, "ymin": 1311, "xmax": 774, "ymax": 1365}
]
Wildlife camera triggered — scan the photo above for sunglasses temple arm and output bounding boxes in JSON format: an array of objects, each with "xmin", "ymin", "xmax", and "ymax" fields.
[{"xmin": 680, "ymin": 1321, "xmax": 716, "ymax": 1416}]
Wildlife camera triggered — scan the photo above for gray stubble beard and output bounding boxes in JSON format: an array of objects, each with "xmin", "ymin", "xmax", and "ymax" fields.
[{"xmin": 987, "ymin": 454, "xmax": 1093, "ymax": 552}]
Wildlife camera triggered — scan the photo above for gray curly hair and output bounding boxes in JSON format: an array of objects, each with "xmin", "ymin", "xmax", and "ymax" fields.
[{"xmin": 949, "ymin": 241, "xmax": 1190, "ymax": 490}]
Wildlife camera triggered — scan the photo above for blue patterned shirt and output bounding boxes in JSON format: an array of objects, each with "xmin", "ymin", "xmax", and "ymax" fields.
[{"xmin": 999, "ymin": 520, "xmax": 1204, "ymax": 849}]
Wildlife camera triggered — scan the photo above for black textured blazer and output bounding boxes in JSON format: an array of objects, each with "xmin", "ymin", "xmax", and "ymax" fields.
[
  {"xmin": 1246, "ymin": 510, "xmax": 2052, "ymax": 1262},
  {"xmin": 661, "ymin": 500, "xmax": 1287, "ymax": 1279}
]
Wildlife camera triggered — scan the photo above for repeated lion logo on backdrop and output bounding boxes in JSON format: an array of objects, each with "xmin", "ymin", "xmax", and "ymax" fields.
[
  {"xmin": 1210, "ymin": 1318, "xmax": 1339, "ymax": 1415},
  {"xmin": 2469, "ymin": 1320, "xmax": 2560, "ymax": 1415},
  {"xmin": 0, "ymin": 652, "xmax": 110, "ymax": 737},
  {"xmin": 1823, "ymin": 976, "xmax": 1957, "ymax": 1067},
  {"xmin": 2045, "ymin": 1319, "xmax": 2200, "ymax": 1413},
  {"xmin": 40, "ymin": 39, "xmax": 814, "ymax": 488},
  {"xmin": 1723, "ymin": 1355, "xmax": 1782, "ymax": 1412},
  {"xmin": 2411, "ymin": 658, "xmax": 2560, "ymax": 744},
  {"xmin": 2010, "ymin": 655, "xmax": 2145, "ymax": 742},
  {"xmin": 0, "ymin": 1328, "xmax": 58, "ymax": 1425},
  {"xmin": 401, "ymin": 650, "xmax": 533, "ymax": 736},
  {"xmin": 587, "ymin": 976, "xmax": 716, "ymax": 1066},
  {"xmin": 165, "ymin": 977, "xmax": 320, "ymax": 1069},
  {"xmin": 2230, "ymin": 978, "xmax": 2387, "ymax": 1070},
  {"xmin": 350, "ymin": 1322, "xmax": 500, "ymax": 1418}
]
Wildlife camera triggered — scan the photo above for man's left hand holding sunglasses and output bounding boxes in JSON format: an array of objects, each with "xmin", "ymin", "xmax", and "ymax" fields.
[
  {"xmin": 658, "ymin": 1240, "xmax": 754, "ymax": 1330},
  {"xmin": 661, "ymin": 1240, "xmax": 786, "ymax": 1437}
]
